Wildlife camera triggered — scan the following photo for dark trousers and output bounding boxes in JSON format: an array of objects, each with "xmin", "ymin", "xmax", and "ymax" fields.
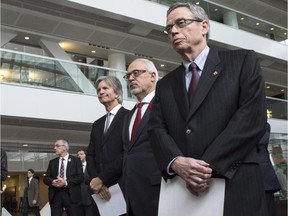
[
  {"xmin": 22, "ymin": 197, "xmax": 41, "ymax": 216},
  {"xmin": 50, "ymin": 191, "xmax": 80, "ymax": 216}
]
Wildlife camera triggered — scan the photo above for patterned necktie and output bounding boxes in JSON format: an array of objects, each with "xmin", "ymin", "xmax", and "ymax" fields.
[
  {"xmin": 104, "ymin": 112, "xmax": 111, "ymax": 133},
  {"xmin": 60, "ymin": 158, "xmax": 65, "ymax": 178},
  {"xmin": 188, "ymin": 62, "xmax": 200, "ymax": 105},
  {"xmin": 131, "ymin": 103, "xmax": 143, "ymax": 143}
]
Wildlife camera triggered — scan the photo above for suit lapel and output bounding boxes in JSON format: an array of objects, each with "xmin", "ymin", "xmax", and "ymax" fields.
[
  {"xmin": 188, "ymin": 48, "xmax": 222, "ymax": 118},
  {"xmin": 172, "ymin": 66, "xmax": 189, "ymax": 119}
]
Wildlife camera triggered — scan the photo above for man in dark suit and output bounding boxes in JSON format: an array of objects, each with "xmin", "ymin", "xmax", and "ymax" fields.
[
  {"xmin": 148, "ymin": 2, "xmax": 268, "ymax": 216},
  {"xmin": 122, "ymin": 58, "xmax": 161, "ymax": 216},
  {"xmin": 43, "ymin": 139, "xmax": 83, "ymax": 216},
  {"xmin": 257, "ymin": 123, "xmax": 281, "ymax": 216},
  {"xmin": 77, "ymin": 149, "xmax": 99, "ymax": 216},
  {"xmin": 22, "ymin": 169, "xmax": 41, "ymax": 216},
  {"xmin": 86, "ymin": 76, "xmax": 129, "ymax": 208}
]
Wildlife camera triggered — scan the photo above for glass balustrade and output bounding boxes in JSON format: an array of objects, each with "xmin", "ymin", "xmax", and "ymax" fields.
[{"xmin": 0, "ymin": 48, "xmax": 287, "ymax": 120}]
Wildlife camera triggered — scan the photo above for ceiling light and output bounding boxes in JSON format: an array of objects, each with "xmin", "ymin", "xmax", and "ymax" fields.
[
  {"xmin": 22, "ymin": 144, "xmax": 28, "ymax": 147},
  {"xmin": 270, "ymin": 28, "xmax": 274, "ymax": 31},
  {"xmin": 24, "ymin": 36, "xmax": 30, "ymax": 40},
  {"xmin": 160, "ymin": 64, "xmax": 165, "ymax": 67},
  {"xmin": 195, "ymin": 2, "xmax": 200, "ymax": 5},
  {"xmin": 240, "ymin": 17, "xmax": 244, "ymax": 21},
  {"xmin": 214, "ymin": 8, "xmax": 218, "ymax": 12},
  {"xmin": 281, "ymin": 89, "xmax": 285, "ymax": 92},
  {"xmin": 91, "ymin": 50, "xmax": 96, "ymax": 53},
  {"xmin": 266, "ymin": 86, "xmax": 270, "ymax": 89},
  {"xmin": 256, "ymin": 23, "xmax": 260, "ymax": 26},
  {"xmin": 284, "ymin": 32, "xmax": 287, "ymax": 36}
]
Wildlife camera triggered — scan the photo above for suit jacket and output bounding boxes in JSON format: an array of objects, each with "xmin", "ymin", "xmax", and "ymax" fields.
[
  {"xmin": 123, "ymin": 102, "xmax": 161, "ymax": 216},
  {"xmin": 24, "ymin": 178, "xmax": 40, "ymax": 207},
  {"xmin": 148, "ymin": 48, "xmax": 268, "ymax": 216},
  {"xmin": 43, "ymin": 155, "xmax": 83, "ymax": 204},
  {"xmin": 80, "ymin": 166, "xmax": 94, "ymax": 206},
  {"xmin": 87, "ymin": 106, "xmax": 129, "ymax": 187},
  {"xmin": 257, "ymin": 123, "xmax": 281, "ymax": 192}
]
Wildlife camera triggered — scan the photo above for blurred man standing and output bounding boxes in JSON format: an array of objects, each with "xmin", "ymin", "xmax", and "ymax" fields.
[
  {"xmin": 44, "ymin": 139, "xmax": 83, "ymax": 216},
  {"xmin": 22, "ymin": 169, "xmax": 41, "ymax": 216},
  {"xmin": 77, "ymin": 149, "xmax": 98, "ymax": 216}
]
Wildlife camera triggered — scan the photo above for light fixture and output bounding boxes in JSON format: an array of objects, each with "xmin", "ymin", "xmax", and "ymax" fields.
[
  {"xmin": 24, "ymin": 36, "xmax": 30, "ymax": 40},
  {"xmin": 266, "ymin": 86, "xmax": 270, "ymax": 89},
  {"xmin": 267, "ymin": 109, "xmax": 272, "ymax": 119},
  {"xmin": 281, "ymin": 89, "xmax": 284, "ymax": 92},
  {"xmin": 214, "ymin": 8, "xmax": 218, "ymax": 12},
  {"xmin": 270, "ymin": 28, "xmax": 274, "ymax": 31},
  {"xmin": 240, "ymin": 17, "xmax": 245, "ymax": 21},
  {"xmin": 256, "ymin": 23, "xmax": 260, "ymax": 26},
  {"xmin": 160, "ymin": 64, "xmax": 165, "ymax": 67},
  {"xmin": 195, "ymin": 2, "xmax": 200, "ymax": 5},
  {"xmin": 22, "ymin": 144, "xmax": 28, "ymax": 147},
  {"xmin": 91, "ymin": 50, "xmax": 96, "ymax": 53}
]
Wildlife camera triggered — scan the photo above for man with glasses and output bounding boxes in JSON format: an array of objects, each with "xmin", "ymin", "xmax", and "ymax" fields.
[
  {"xmin": 43, "ymin": 139, "xmax": 83, "ymax": 216},
  {"xmin": 22, "ymin": 169, "xmax": 41, "ymax": 216},
  {"xmin": 122, "ymin": 58, "xmax": 161, "ymax": 216},
  {"xmin": 148, "ymin": 2, "xmax": 268, "ymax": 216}
]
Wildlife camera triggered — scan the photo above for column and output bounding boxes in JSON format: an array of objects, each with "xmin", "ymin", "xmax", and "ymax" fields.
[{"xmin": 223, "ymin": 11, "xmax": 239, "ymax": 29}]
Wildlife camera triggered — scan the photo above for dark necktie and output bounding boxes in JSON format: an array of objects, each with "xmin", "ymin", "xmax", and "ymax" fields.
[
  {"xmin": 104, "ymin": 112, "xmax": 111, "ymax": 133},
  {"xmin": 60, "ymin": 158, "xmax": 65, "ymax": 178},
  {"xmin": 188, "ymin": 62, "xmax": 200, "ymax": 105},
  {"xmin": 131, "ymin": 103, "xmax": 143, "ymax": 143}
]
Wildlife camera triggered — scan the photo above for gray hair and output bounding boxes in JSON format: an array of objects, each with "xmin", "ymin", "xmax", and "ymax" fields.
[
  {"xmin": 167, "ymin": 2, "xmax": 210, "ymax": 38},
  {"xmin": 134, "ymin": 58, "xmax": 159, "ymax": 81},
  {"xmin": 56, "ymin": 138, "xmax": 69, "ymax": 151},
  {"xmin": 95, "ymin": 76, "xmax": 123, "ymax": 104}
]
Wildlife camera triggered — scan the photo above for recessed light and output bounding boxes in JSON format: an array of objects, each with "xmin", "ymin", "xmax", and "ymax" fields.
[
  {"xmin": 256, "ymin": 23, "xmax": 260, "ymax": 26},
  {"xmin": 240, "ymin": 17, "xmax": 244, "ymax": 21},
  {"xmin": 284, "ymin": 32, "xmax": 287, "ymax": 36},
  {"xmin": 195, "ymin": 2, "xmax": 200, "ymax": 5},
  {"xmin": 160, "ymin": 64, "xmax": 165, "ymax": 67},
  {"xmin": 214, "ymin": 8, "xmax": 218, "ymax": 12},
  {"xmin": 266, "ymin": 86, "xmax": 270, "ymax": 89},
  {"xmin": 23, "ymin": 144, "xmax": 29, "ymax": 147},
  {"xmin": 270, "ymin": 28, "xmax": 274, "ymax": 31},
  {"xmin": 91, "ymin": 50, "xmax": 96, "ymax": 53},
  {"xmin": 281, "ymin": 89, "xmax": 284, "ymax": 92},
  {"xmin": 24, "ymin": 36, "xmax": 30, "ymax": 40}
]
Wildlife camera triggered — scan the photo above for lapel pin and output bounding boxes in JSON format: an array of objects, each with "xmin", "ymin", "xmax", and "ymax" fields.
[{"xmin": 213, "ymin": 71, "xmax": 219, "ymax": 76}]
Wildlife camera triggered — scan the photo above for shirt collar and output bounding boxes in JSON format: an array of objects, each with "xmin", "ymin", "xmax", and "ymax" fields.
[
  {"xmin": 61, "ymin": 154, "xmax": 69, "ymax": 161},
  {"xmin": 139, "ymin": 90, "xmax": 155, "ymax": 104},
  {"xmin": 108, "ymin": 104, "xmax": 122, "ymax": 116},
  {"xmin": 182, "ymin": 45, "xmax": 210, "ymax": 73}
]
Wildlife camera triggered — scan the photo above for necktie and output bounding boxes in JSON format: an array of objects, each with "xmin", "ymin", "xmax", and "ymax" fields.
[
  {"xmin": 131, "ymin": 103, "xmax": 143, "ymax": 143},
  {"xmin": 188, "ymin": 62, "xmax": 200, "ymax": 105},
  {"xmin": 104, "ymin": 112, "xmax": 111, "ymax": 133},
  {"xmin": 60, "ymin": 158, "xmax": 65, "ymax": 178}
]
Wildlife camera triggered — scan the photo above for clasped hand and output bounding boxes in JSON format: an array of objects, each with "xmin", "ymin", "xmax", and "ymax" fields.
[
  {"xmin": 52, "ymin": 176, "xmax": 65, "ymax": 188},
  {"xmin": 171, "ymin": 156, "xmax": 212, "ymax": 196}
]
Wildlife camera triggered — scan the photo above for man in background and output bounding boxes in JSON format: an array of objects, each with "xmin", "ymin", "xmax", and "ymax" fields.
[
  {"xmin": 43, "ymin": 139, "xmax": 83, "ymax": 216},
  {"xmin": 77, "ymin": 149, "xmax": 98, "ymax": 216},
  {"xmin": 22, "ymin": 169, "xmax": 41, "ymax": 216}
]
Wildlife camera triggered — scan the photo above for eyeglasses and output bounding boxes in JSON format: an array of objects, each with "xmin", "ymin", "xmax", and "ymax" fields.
[
  {"xmin": 123, "ymin": 70, "xmax": 147, "ymax": 80},
  {"xmin": 54, "ymin": 144, "xmax": 65, "ymax": 148},
  {"xmin": 163, "ymin": 18, "xmax": 203, "ymax": 35}
]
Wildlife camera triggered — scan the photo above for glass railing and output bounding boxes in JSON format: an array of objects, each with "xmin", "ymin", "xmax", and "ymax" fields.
[
  {"xmin": 1, "ymin": 49, "xmax": 287, "ymax": 119},
  {"xmin": 0, "ymin": 48, "xmax": 134, "ymax": 100},
  {"xmin": 147, "ymin": 0, "xmax": 287, "ymax": 45}
]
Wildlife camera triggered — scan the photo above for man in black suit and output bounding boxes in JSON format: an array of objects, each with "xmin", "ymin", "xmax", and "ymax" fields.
[
  {"xmin": 86, "ymin": 76, "xmax": 129, "ymax": 208},
  {"xmin": 43, "ymin": 139, "xmax": 83, "ymax": 216},
  {"xmin": 22, "ymin": 169, "xmax": 41, "ymax": 216},
  {"xmin": 122, "ymin": 58, "xmax": 161, "ymax": 216},
  {"xmin": 77, "ymin": 149, "xmax": 98, "ymax": 216},
  {"xmin": 257, "ymin": 123, "xmax": 281, "ymax": 216},
  {"xmin": 148, "ymin": 2, "xmax": 268, "ymax": 216}
]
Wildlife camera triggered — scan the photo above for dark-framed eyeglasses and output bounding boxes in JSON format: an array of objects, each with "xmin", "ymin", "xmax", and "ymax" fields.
[
  {"xmin": 54, "ymin": 144, "xmax": 65, "ymax": 148},
  {"xmin": 123, "ymin": 70, "xmax": 147, "ymax": 80},
  {"xmin": 163, "ymin": 18, "xmax": 203, "ymax": 35}
]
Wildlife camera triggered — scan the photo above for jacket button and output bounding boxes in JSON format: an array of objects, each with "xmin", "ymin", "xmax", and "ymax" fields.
[{"xmin": 186, "ymin": 129, "xmax": 191, "ymax": 135}]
